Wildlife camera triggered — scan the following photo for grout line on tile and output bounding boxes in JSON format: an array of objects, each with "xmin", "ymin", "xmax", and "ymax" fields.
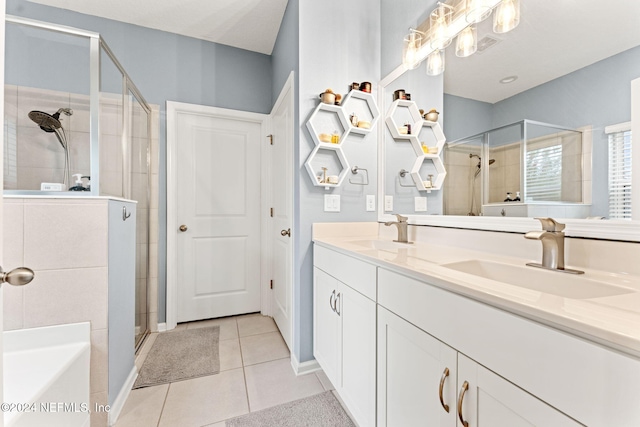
[{"xmin": 156, "ymin": 383, "xmax": 171, "ymax": 427}]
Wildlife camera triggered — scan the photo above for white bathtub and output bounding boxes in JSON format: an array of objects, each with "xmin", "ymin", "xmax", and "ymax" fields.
[{"xmin": 3, "ymin": 322, "xmax": 91, "ymax": 427}]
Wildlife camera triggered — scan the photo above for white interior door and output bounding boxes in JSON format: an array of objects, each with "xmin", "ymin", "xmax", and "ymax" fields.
[
  {"xmin": 174, "ymin": 105, "xmax": 263, "ymax": 323},
  {"xmin": 269, "ymin": 74, "xmax": 294, "ymax": 349}
]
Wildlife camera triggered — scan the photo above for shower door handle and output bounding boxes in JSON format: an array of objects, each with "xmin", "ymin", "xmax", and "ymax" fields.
[{"xmin": 0, "ymin": 266, "xmax": 35, "ymax": 287}]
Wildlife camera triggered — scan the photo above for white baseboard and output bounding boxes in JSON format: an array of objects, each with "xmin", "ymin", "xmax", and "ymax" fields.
[
  {"xmin": 290, "ymin": 353, "xmax": 321, "ymax": 376},
  {"xmin": 108, "ymin": 366, "xmax": 138, "ymax": 426},
  {"xmin": 157, "ymin": 322, "xmax": 167, "ymax": 332}
]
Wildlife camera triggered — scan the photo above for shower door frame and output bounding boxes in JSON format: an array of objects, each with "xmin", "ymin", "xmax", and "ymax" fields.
[{"xmin": 5, "ymin": 15, "xmax": 153, "ymax": 352}]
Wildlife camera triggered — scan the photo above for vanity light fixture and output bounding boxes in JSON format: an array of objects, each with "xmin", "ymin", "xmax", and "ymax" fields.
[
  {"xmin": 430, "ymin": 2, "xmax": 454, "ymax": 50},
  {"xmin": 400, "ymin": 0, "xmax": 521, "ymax": 76},
  {"xmin": 465, "ymin": 0, "xmax": 494, "ymax": 24},
  {"xmin": 456, "ymin": 26, "xmax": 478, "ymax": 57},
  {"xmin": 493, "ymin": 0, "xmax": 520, "ymax": 33},
  {"xmin": 403, "ymin": 29, "xmax": 425, "ymax": 70},
  {"xmin": 427, "ymin": 49, "xmax": 446, "ymax": 76}
]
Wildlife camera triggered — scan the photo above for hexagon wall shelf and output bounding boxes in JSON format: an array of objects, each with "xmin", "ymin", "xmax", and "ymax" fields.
[
  {"xmin": 341, "ymin": 90, "xmax": 380, "ymax": 135},
  {"xmin": 410, "ymin": 155, "xmax": 447, "ymax": 192},
  {"xmin": 305, "ymin": 144, "xmax": 350, "ymax": 190},
  {"xmin": 385, "ymin": 100, "xmax": 424, "ymax": 139},
  {"xmin": 306, "ymin": 103, "xmax": 350, "ymax": 146},
  {"xmin": 416, "ymin": 120, "xmax": 446, "ymax": 155}
]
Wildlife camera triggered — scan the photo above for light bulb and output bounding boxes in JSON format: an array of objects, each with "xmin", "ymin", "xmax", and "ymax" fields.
[
  {"xmin": 426, "ymin": 50, "xmax": 445, "ymax": 76},
  {"xmin": 430, "ymin": 3, "xmax": 453, "ymax": 50},
  {"xmin": 493, "ymin": 0, "xmax": 520, "ymax": 33},
  {"xmin": 465, "ymin": 0, "xmax": 493, "ymax": 24},
  {"xmin": 456, "ymin": 26, "xmax": 477, "ymax": 57},
  {"xmin": 403, "ymin": 32, "xmax": 423, "ymax": 70}
]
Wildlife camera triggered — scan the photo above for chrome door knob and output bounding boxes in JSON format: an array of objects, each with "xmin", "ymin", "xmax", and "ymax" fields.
[
  {"xmin": 0, "ymin": 267, "xmax": 35, "ymax": 286},
  {"xmin": 179, "ymin": 225, "xmax": 188, "ymax": 232},
  {"xmin": 281, "ymin": 228, "xmax": 291, "ymax": 237}
]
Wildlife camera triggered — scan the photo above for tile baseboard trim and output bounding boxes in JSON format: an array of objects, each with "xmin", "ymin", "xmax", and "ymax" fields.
[
  {"xmin": 108, "ymin": 366, "xmax": 138, "ymax": 426},
  {"xmin": 290, "ymin": 353, "xmax": 320, "ymax": 376},
  {"xmin": 157, "ymin": 322, "xmax": 167, "ymax": 332}
]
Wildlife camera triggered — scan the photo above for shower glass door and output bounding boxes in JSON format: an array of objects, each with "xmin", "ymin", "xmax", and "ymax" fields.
[{"xmin": 126, "ymin": 87, "xmax": 151, "ymax": 350}]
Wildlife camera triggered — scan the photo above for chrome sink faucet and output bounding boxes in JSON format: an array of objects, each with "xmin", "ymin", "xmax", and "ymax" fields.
[
  {"xmin": 384, "ymin": 214, "xmax": 412, "ymax": 244},
  {"xmin": 524, "ymin": 217, "xmax": 583, "ymax": 274}
]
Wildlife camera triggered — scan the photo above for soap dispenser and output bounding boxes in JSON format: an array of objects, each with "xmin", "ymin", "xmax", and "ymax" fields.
[{"xmin": 69, "ymin": 174, "xmax": 89, "ymax": 191}]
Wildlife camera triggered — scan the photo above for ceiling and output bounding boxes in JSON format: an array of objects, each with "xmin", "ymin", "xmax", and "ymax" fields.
[
  {"xmin": 442, "ymin": 0, "xmax": 640, "ymax": 103},
  {"xmin": 26, "ymin": 0, "xmax": 289, "ymax": 55},
  {"xmin": 25, "ymin": 1, "xmax": 640, "ymax": 103}
]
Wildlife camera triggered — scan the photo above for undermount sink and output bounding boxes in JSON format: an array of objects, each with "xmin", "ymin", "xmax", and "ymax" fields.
[{"xmin": 442, "ymin": 259, "xmax": 634, "ymax": 300}]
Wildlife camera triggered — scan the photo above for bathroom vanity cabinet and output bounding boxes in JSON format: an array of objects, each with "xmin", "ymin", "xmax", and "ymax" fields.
[
  {"xmin": 313, "ymin": 246, "xmax": 376, "ymax": 427},
  {"xmin": 313, "ymin": 242, "xmax": 640, "ymax": 427}
]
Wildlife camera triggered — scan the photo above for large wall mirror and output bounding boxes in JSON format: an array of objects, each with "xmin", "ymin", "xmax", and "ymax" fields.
[{"xmin": 378, "ymin": 0, "xmax": 640, "ymax": 241}]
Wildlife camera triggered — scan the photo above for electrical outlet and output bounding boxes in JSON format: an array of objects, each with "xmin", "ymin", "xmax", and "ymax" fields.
[
  {"xmin": 415, "ymin": 197, "xmax": 428, "ymax": 212},
  {"xmin": 324, "ymin": 194, "xmax": 340, "ymax": 212},
  {"xmin": 366, "ymin": 195, "xmax": 376, "ymax": 212},
  {"xmin": 384, "ymin": 195, "xmax": 393, "ymax": 212}
]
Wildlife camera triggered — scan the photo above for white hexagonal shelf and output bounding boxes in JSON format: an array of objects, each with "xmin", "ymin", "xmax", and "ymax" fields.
[
  {"xmin": 304, "ymin": 144, "xmax": 350, "ymax": 190},
  {"xmin": 416, "ymin": 120, "xmax": 446, "ymax": 155},
  {"xmin": 341, "ymin": 90, "xmax": 380, "ymax": 135},
  {"xmin": 410, "ymin": 155, "xmax": 447, "ymax": 192},
  {"xmin": 306, "ymin": 103, "xmax": 350, "ymax": 146},
  {"xmin": 385, "ymin": 99, "xmax": 424, "ymax": 139}
]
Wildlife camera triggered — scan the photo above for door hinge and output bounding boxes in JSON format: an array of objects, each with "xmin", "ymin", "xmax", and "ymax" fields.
[
  {"xmin": 270, "ymin": 279, "xmax": 274, "ymax": 289},
  {"xmin": 268, "ymin": 134, "xmax": 274, "ymax": 145},
  {"xmin": 270, "ymin": 207, "xmax": 274, "ymax": 217}
]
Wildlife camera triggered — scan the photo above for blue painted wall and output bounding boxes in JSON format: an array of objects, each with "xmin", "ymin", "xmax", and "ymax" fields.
[{"xmin": 7, "ymin": 0, "xmax": 273, "ymax": 323}]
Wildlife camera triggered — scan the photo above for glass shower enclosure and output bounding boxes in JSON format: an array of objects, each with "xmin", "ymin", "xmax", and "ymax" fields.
[
  {"xmin": 444, "ymin": 120, "xmax": 586, "ymax": 217},
  {"xmin": 4, "ymin": 16, "xmax": 152, "ymax": 350}
]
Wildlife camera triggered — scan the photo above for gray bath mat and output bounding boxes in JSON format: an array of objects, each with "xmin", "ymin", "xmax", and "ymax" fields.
[
  {"xmin": 133, "ymin": 326, "xmax": 220, "ymax": 389},
  {"xmin": 226, "ymin": 391, "xmax": 356, "ymax": 427}
]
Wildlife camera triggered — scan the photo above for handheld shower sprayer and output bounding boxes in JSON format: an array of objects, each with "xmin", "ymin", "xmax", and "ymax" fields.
[{"xmin": 28, "ymin": 107, "xmax": 74, "ymax": 189}]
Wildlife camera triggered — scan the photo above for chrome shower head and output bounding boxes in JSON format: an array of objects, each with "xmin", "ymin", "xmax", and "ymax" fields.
[{"xmin": 28, "ymin": 110, "xmax": 62, "ymax": 133}]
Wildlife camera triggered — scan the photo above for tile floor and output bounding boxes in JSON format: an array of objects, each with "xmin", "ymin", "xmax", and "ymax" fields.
[{"xmin": 115, "ymin": 313, "xmax": 346, "ymax": 427}]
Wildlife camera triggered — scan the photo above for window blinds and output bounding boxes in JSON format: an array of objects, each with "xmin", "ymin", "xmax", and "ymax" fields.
[
  {"xmin": 525, "ymin": 144, "xmax": 563, "ymax": 201},
  {"xmin": 607, "ymin": 125, "xmax": 632, "ymax": 220}
]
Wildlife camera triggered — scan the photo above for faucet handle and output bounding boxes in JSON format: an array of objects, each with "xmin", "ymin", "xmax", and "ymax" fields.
[
  {"xmin": 534, "ymin": 217, "xmax": 565, "ymax": 232},
  {"xmin": 394, "ymin": 214, "xmax": 408, "ymax": 223}
]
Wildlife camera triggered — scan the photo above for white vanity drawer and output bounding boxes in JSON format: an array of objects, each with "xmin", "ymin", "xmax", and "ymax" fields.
[
  {"xmin": 378, "ymin": 267, "xmax": 640, "ymax": 427},
  {"xmin": 314, "ymin": 245, "xmax": 376, "ymax": 301}
]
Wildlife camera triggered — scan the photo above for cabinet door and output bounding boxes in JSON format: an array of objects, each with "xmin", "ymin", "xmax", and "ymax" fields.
[
  {"xmin": 378, "ymin": 306, "xmax": 457, "ymax": 427},
  {"xmin": 340, "ymin": 283, "xmax": 376, "ymax": 427},
  {"xmin": 456, "ymin": 354, "xmax": 582, "ymax": 427},
  {"xmin": 313, "ymin": 268, "xmax": 341, "ymax": 388}
]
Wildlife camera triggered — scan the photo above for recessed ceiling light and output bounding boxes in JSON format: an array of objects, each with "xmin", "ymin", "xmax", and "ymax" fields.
[{"xmin": 500, "ymin": 75, "xmax": 518, "ymax": 84}]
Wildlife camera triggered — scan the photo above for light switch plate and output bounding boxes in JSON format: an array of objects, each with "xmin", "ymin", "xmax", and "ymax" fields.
[
  {"xmin": 324, "ymin": 194, "xmax": 340, "ymax": 212},
  {"xmin": 415, "ymin": 197, "xmax": 427, "ymax": 212},
  {"xmin": 366, "ymin": 195, "xmax": 376, "ymax": 212},
  {"xmin": 384, "ymin": 195, "xmax": 393, "ymax": 212}
]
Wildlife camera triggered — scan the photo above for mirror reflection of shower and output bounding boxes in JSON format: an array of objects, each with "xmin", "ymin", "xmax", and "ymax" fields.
[
  {"xmin": 28, "ymin": 108, "xmax": 73, "ymax": 189},
  {"xmin": 468, "ymin": 153, "xmax": 496, "ymax": 216}
]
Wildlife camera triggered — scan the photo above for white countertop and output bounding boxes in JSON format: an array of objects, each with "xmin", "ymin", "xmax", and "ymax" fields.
[{"xmin": 314, "ymin": 233, "xmax": 640, "ymax": 358}]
